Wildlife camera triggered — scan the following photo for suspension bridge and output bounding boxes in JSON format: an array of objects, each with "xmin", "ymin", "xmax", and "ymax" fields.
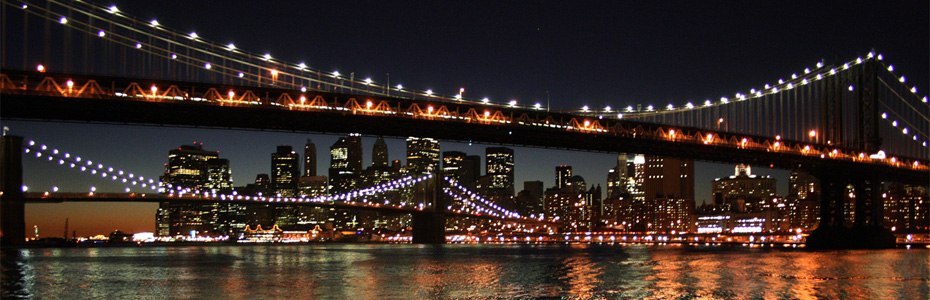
[{"xmin": 1, "ymin": 0, "xmax": 928, "ymax": 247}]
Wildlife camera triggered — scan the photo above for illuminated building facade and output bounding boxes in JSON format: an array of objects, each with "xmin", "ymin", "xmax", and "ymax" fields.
[
  {"xmin": 443, "ymin": 151, "xmax": 480, "ymax": 190},
  {"xmin": 884, "ymin": 184, "xmax": 929, "ymax": 231},
  {"xmin": 329, "ymin": 134, "xmax": 363, "ymax": 194},
  {"xmin": 157, "ymin": 144, "xmax": 221, "ymax": 237},
  {"xmin": 556, "ymin": 165, "xmax": 572, "ymax": 190},
  {"xmin": 712, "ymin": 164, "xmax": 776, "ymax": 213},
  {"xmin": 484, "ymin": 147, "xmax": 515, "ymax": 209},
  {"xmin": 406, "ymin": 137, "xmax": 440, "ymax": 175},
  {"xmin": 271, "ymin": 145, "xmax": 299, "ymax": 197}
]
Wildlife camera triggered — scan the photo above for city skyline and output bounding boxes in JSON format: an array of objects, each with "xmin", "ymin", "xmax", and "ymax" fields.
[
  {"xmin": 10, "ymin": 120, "xmax": 794, "ymax": 237},
  {"xmin": 4, "ymin": 1, "xmax": 926, "ymax": 238}
]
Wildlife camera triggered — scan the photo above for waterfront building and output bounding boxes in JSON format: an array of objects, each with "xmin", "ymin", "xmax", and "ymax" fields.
[{"xmin": 712, "ymin": 164, "xmax": 776, "ymax": 213}]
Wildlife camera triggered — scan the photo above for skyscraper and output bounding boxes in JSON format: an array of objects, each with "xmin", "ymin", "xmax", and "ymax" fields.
[
  {"xmin": 485, "ymin": 147, "xmax": 515, "ymax": 209},
  {"xmin": 157, "ymin": 144, "xmax": 221, "ymax": 237},
  {"xmin": 643, "ymin": 155, "xmax": 694, "ymax": 202},
  {"xmin": 304, "ymin": 139, "xmax": 317, "ymax": 177},
  {"xmin": 516, "ymin": 181, "xmax": 544, "ymax": 216},
  {"xmin": 406, "ymin": 137, "xmax": 440, "ymax": 175},
  {"xmin": 271, "ymin": 146, "xmax": 301, "ymax": 227},
  {"xmin": 372, "ymin": 136, "xmax": 389, "ymax": 167},
  {"xmin": 486, "ymin": 147, "xmax": 514, "ymax": 191},
  {"xmin": 204, "ymin": 158, "xmax": 233, "ymax": 193},
  {"xmin": 556, "ymin": 165, "xmax": 572, "ymax": 190},
  {"xmin": 271, "ymin": 145, "xmax": 300, "ymax": 197},
  {"xmin": 329, "ymin": 134, "xmax": 363, "ymax": 194}
]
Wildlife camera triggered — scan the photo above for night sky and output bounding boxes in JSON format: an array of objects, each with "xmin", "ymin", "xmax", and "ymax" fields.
[{"xmin": 4, "ymin": 1, "xmax": 928, "ymax": 237}]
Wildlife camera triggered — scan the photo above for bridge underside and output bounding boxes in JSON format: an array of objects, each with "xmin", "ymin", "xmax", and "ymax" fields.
[{"xmin": 2, "ymin": 92, "xmax": 925, "ymax": 186}]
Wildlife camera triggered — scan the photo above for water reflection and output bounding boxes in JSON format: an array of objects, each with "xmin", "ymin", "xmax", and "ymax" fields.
[{"xmin": 1, "ymin": 244, "xmax": 927, "ymax": 299}]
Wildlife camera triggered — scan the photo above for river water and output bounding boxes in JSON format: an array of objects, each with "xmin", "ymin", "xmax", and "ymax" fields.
[{"xmin": 2, "ymin": 244, "xmax": 928, "ymax": 299}]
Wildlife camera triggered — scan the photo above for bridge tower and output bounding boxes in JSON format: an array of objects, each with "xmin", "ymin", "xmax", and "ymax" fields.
[
  {"xmin": 806, "ymin": 167, "xmax": 894, "ymax": 249},
  {"xmin": 1, "ymin": 135, "xmax": 26, "ymax": 246},
  {"xmin": 411, "ymin": 171, "xmax": 447, "ymax": 244}
]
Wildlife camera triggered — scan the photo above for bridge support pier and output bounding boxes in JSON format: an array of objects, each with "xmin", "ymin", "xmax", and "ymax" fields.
[
  {"xmin": 806, "ymin": 169, "xmax": 894, "ymax": 249},
  {"xmin": 1, "ymin": 135, "xmax": 25, "ymax": 247},
  {"xmin": 411, "ymin": 172, "xmax": 447, "ymax": 244},
  {"xmin": 411, "ymin": 212, "xmax": 445, "ymax": 244}
]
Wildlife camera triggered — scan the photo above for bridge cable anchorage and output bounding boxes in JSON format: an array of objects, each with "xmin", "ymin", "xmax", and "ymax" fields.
[{"xmin": 22, "ymin": 139, "xmax": 161, "ymax": 193}]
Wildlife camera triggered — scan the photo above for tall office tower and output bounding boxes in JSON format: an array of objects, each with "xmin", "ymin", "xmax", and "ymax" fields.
[
  {"xmin": 444, "ymin": 151, "xmax": 481, "ymax": 190},
  {"xmin": 271, "ymin": 145, "xmax": 301, "ymax": 227},
  {"xmin": 642, "ymin": 155, "xmax": 694, "ymax": 203},
  {"xmin": 203, "ymin": 158, "xmax": 244, "ymax": 236},
  {"xmin": 556, "ymin": 165, "xmax": 572, "ymax": 190},
  {"xmin": 443, "ymin": 151, "xmax": 464, "ymax": 176},
  {"xmin": 618, "ymin": 154, "xmax": 692, "ymax": 232},
  {"xmin": 462, "ymin": 155, "xmax": 481, "ymax": 188},
  {"xmin": 157, "ymin": 144, "xmax": 220, "ymax": 237},
  {"xmin": 711, "ymin": 164, "xmax": 776, "ymax": 213},
  {"xmin": 606, "ymin": 154, "xmax": 632, "ymax": 199},
  {"xmin": 486, "ymin": 147, "xmax": 514, "ymax": 191},
  {"xmin": 329, "ymin": 134, "xmax": 364, "ymax": 194},
  {"xmin": 631, "ymin": 154, "xmax": 646, "ymax": 201},
  {"xmin": 406, "ymin": 137, "xmax": 440, "ymax": 175},
  {"xmin": 271, "ymin": 145, "xmax": 300, "ymax": 197},
  {"xmin": 372, "ymin": 136, "xmax": 389, "ymax": 167},
  {"xmin": 204, "ymin": 158, "xmax": 233, "ymax": 193},
  {"xmin": 304, "ymin": 139, "xmax": 317, "ymax": 177},
  {"xmin": 516, "ymin": 181, "xmax": 544, "ymax": 216},
  {"xmin": 486, "ymin": 147, "xmax": 515, "ymax": 209}
]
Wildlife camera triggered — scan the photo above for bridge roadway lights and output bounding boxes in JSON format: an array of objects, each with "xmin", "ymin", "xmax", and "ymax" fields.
[{"xmin": 1, "ymin": 136, "xmax": 26, "ymax": 247}]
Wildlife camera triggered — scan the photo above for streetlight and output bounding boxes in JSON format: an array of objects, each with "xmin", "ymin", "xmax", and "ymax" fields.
[{"xmin": 809, "ymin": 130, "xmax": 817, "ymax": 143}]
